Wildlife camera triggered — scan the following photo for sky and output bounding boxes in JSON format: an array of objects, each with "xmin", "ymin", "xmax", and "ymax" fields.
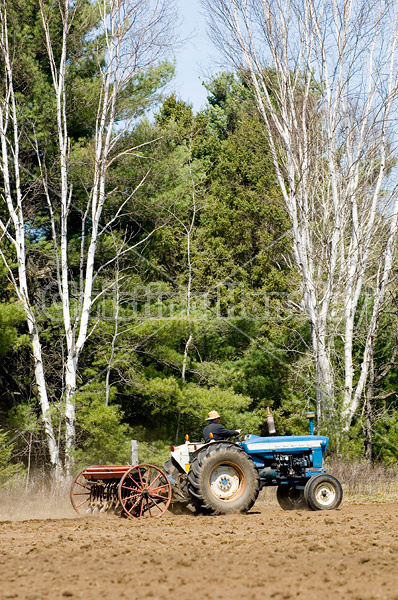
[{"xmin": 171, "ymin": 0, "xmax": 224, "ymax": 112}]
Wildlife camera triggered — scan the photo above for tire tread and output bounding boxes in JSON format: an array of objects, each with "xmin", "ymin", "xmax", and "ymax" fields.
[{"xmin": 187, "ymin": 443, "xmax": 259, "ymax": 515}]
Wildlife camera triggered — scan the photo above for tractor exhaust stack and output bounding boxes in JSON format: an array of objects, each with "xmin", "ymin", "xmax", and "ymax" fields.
[{"xmin": 266, "ymin": 406, "xmax": 276, "ymax": 435}]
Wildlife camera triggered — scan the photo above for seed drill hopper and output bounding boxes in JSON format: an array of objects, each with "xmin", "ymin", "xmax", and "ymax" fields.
[{"xmin": 70, "ymin": 464, "xmax": 171, "ymax": 519}]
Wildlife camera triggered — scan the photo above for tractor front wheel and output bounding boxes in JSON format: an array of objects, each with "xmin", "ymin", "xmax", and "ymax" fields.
[
  {"xmin": 187, "ymin": 443, "xmax": 259, "ymax": 515},
  {"xmin": 276, "ymin": 484, "xmax": 307, "ymax": 510},
  {"xmin": 304, "ymin": 474, "xmax": 343, "ymax": 511}
]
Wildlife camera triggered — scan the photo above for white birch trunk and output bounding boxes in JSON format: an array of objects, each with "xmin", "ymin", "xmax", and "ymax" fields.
[
  {"xmin": 0, "ymin": 4, "xmax": 61, "ymax": 475},
  {"xmin": 40, "ymin": 0, "xmax": 77, "ymax": 471},
  {"xmin": 342, "ymin": 197, "xmax": 398, "ymax": 430}
]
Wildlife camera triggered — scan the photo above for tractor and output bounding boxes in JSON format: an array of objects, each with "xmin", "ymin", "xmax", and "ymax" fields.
[{"xmin": 162, "ymin": 412, "xmax": 343, "ymax": 514}]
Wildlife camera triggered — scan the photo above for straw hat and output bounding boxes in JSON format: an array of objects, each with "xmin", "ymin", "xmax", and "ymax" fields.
[{"xmin": 206, "ymin": 410, "xmax": 221, "ymax": 420}]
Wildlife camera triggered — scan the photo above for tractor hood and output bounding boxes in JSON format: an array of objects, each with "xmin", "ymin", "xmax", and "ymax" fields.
[
  {"xmin": 242, "ymin": 434, "xmax": 329, "ymax": 453},
  {"xmin": 241, "ymin": 434, "xmax": 329, "ymax": 468}
]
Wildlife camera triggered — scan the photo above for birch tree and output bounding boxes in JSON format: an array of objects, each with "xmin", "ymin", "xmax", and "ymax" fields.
[
  {"xmin": 0, "ymin": 3, "xmax": 62, "ymax": 475},
  {"xmin": 203, "ymin": 0, "xmax": 398, "ymax": 432},
  {"xmin": 175, "ymin": 140, "xmax": 202, "ymax": 443},
  {"xmin": 0, "ymin": 0, "xmax": 176, "ymax": 474}
]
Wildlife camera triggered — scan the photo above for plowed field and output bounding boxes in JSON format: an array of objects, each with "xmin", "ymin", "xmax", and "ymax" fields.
[{"xmin": 1, "ymin": 501, "xmax": 398, "ymax": 600}]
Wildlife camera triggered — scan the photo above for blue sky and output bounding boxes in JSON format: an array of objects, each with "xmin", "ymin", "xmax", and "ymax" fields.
[{"xmin": 171, "ymin": 0, "xmax": 223, "ymax": 112}]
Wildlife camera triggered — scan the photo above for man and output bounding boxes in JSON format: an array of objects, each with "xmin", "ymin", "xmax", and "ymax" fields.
[{"xmin": 203, "ymin": 410, "xmax": 241, "ymax": 443}]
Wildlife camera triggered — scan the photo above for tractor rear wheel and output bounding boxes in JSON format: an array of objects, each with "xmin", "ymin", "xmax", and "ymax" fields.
[
  {"xmin": 187, "ymin": 443, "xmax": 259, "ymax": 515},
  {"xmin": 304, "ymin": 474, "xmax": 343, "ymax": 511},
  {"xmin": 276, "ymin": 484, "xmax": 308, "ymax": 510}
]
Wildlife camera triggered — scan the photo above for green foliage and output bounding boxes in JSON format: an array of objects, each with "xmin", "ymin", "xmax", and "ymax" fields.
[
  {"xmin": 0, "ymin": 430, "xmax": 22, "ymax": 484},
  {"xmin": 138, "ymin": 375, "xmax": 262, "ymax": 441},
  {"xmin": 371, "ymin": 412, "xmax": 398, "ymax": 465},
  {"xmin": 134, "ymin": 438, "xmax": 172, "ymax": 467},
  {"xmin": 0, "ymin": 303, "xmax": 26, "ymax": 356},
  {"xmin": 117, "ymin": 62, "xmax": 176, "ymax": 121},
  {"xmin": 62, "ymin": 75, "xmax": 306, "ymax": 460},
  {"xmin": 7, "ymin": 403, "xmax": 40, "ymax": 434},
  {"xmin": 73, "ymin": 386, "xmax": 132, "ymax": 468}
]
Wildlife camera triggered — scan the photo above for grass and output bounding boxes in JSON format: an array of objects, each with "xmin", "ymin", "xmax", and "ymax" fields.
[{"xmin": 327, "ymin": 458, "xmax": 398, "ymax": 504}]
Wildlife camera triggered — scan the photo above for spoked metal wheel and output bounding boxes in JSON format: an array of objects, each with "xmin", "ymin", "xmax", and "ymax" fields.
[
  {"xmin": 118, "ymin": 464, "xmax": 172, "ymax": 519},
  {"xmin": 70, "ymin": 467, "xmax": 94, "ymax": 514}
]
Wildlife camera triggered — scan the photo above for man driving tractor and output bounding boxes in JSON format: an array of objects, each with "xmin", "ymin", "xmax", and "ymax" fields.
[{"xmin": 203, "ymin": 410, "xmax": 241, "ymax": 443}]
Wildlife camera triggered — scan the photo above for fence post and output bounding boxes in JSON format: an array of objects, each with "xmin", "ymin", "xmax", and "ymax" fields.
[{"xmin": 131, "ymin": 439, "xmax": 138, "ymax": 465}]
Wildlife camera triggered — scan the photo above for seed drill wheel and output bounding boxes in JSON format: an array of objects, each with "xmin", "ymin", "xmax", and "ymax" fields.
[
  {"xmin": 118, "ymin": 464, "xmax": 172, "ymax": 519},
  {"xmin": 70, "ymin": 467, "xmax": 95, "ymax": 514}
]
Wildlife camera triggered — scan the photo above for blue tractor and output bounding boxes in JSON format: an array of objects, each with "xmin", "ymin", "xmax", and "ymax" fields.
[{"xmin": 162, "ymin": 412, "xmax": 343, "ymax": 514}]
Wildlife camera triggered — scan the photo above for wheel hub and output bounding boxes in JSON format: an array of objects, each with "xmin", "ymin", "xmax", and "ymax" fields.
[
  {"xmin": 315, "ymin": 483, "xmax": 336, "ymax": 506},
  {"xmin": 209, "ymin": 465, "xmax": 242, "ymax": 500},
  {"xmin": 219, "ymin": 476, "xmax": 232, "ymax": 491}
]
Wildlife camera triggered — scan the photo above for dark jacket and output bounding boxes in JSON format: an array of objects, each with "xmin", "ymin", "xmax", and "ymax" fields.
[{"xmin": 203, "ymin": 421, "xmax": 239, "ymax": 443}]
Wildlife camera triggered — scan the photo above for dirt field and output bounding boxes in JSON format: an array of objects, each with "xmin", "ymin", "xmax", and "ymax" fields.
[{"xmin": 1, "ymin": 499, "xmax": 398, "ymax": 600}]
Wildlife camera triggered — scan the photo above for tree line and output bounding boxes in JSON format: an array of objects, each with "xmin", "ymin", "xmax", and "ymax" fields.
[{"xmin": 1, "ymin": 0, "xmax": 398, "ymax": 481}]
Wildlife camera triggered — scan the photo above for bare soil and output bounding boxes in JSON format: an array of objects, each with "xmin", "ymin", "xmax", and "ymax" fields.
[{"xmin": 1, "ymin": 500, "xmax": 398, "ymax": 600}]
